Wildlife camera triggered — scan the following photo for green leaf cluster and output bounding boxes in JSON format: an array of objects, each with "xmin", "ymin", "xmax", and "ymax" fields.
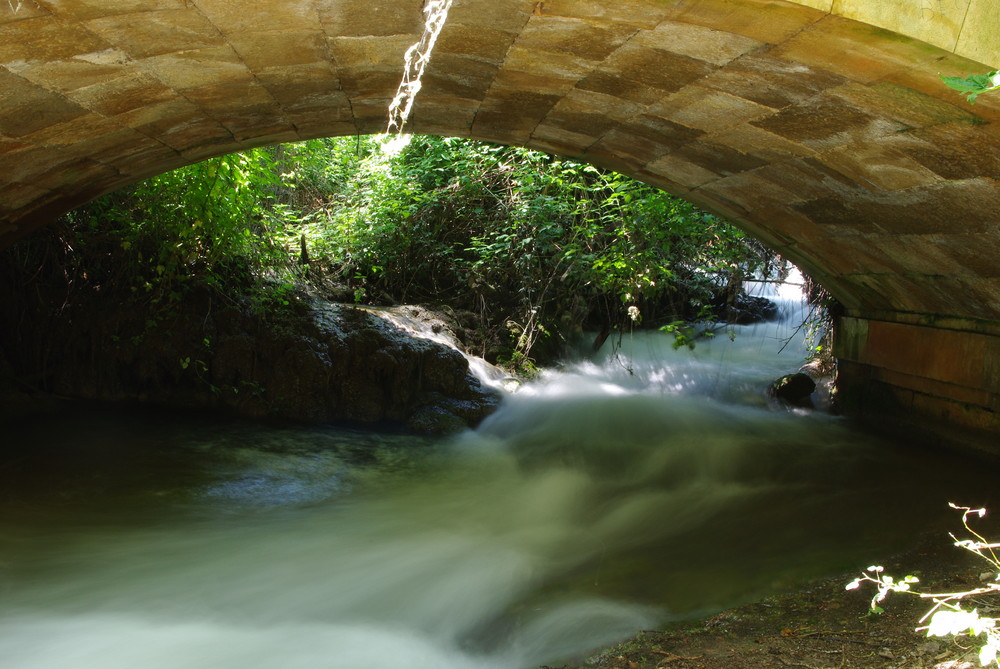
[
  {"xmin": 62, "ymin": 134, "xmax": 777, "ymax": 368},
  {"xmin": 940, "ymin": 70, "xmax": 1000, "ymax": 103},
  {"xmin": 290, "ymin": 136, "xmax": 776, "ymax": 363}
]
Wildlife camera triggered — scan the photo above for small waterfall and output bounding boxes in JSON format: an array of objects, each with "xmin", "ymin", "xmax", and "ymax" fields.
[{"xmin": 361, "ymin": 304, "xmax": 516, "ymax": 392}]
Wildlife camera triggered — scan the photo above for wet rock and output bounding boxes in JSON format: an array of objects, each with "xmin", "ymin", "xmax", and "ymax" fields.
[
  {"xmin": 768, "ymin": 372, "xmax": 816, "ymax": 408},
  {"xmin": 712, "ymin": 293, "xmax": 780, "ymax": 325},
  {"xmin": 3, "ymin": 284, "xmax": 501, "ymax": 432}
]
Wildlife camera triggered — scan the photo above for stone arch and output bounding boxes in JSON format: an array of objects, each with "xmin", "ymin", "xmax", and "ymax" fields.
[{"xmin": 1, "ymin": 0, "xmax": 998, "ymax": 440}]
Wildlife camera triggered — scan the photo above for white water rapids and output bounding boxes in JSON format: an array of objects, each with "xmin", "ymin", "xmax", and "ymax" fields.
[{"xmin": 1, "ymin": 281, "xmax": 996, "ymax": 669}]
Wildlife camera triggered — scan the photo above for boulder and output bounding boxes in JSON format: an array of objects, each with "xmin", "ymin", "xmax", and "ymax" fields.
[
  {"xmin": 3, "ymin": 285, "xmax": 502, "ymax": 434},
  {"xmin": 768, "ymin": 372, "xmax": 816, "ymax": 408}
]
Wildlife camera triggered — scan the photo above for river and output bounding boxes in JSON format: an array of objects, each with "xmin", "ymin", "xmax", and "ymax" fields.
[{"xmin": 1, "ymin": 287, "xmax": 996, "ymax": 669}]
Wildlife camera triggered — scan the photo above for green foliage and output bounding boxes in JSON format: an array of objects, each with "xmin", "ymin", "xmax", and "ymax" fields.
[
  {"xmin": 287, "ymin": 135, "xmax": 775, "ymax": 365},
  {"xmin": 940, "ymin": 70, "xmax": 1000, "ymax": 103},
  {"xmin": 847, "ymin": 504, "xmax": 1000, "ymax": 667},
  {"xmin": 66, "ymin": 147, "xmax": 297, "ymax": 311},
  {"xmin": 64, "ymin": 134, "xmax": 777, "ymax": 371}
]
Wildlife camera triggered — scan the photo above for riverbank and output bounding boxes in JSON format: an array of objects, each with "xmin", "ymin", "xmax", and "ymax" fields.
[{"xmin": 566, "ymin": 527, "xmax": 997, "ymax": 669}]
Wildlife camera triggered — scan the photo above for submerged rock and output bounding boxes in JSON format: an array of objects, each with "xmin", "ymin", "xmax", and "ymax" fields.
[{"xmin": 768, "ymin": 372, "xmax": 816, "ymax": 408}]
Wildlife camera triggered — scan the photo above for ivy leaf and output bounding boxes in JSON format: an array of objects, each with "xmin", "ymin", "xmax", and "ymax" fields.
[{"xmin": 940, "ymin": 71, "xmax": 1000, "ymax": 103}]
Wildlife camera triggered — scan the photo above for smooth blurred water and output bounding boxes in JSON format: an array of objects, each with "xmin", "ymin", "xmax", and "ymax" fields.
[{"xmin": 1, "ymin": 287, "xmax": 997, "ymax": 669}]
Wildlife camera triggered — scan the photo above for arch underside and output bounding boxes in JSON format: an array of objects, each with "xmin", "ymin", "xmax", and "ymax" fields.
[{"xmin": 1, "ymin": 0, "xmax": 998, "ymax": 436}]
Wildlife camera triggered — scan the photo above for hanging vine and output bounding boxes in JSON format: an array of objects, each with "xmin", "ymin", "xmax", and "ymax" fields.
[{"xmin": 386, "ymin": 0, "xmax": 454, "ymax": 134}]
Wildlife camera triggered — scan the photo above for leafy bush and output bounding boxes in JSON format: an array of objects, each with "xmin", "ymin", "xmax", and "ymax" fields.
[
  {"xmin": 288, "ymin": 135, "xmax": 777, "ymax": 364},
  {"xmin": 847, "ymin": 504, "xmax": 1000, "ymax": 667},
  {"xmin": 58, "ymin": 134, "xmax": 779, "ymax": 368}
]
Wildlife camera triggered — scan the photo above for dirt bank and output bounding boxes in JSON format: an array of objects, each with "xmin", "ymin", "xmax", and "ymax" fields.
[{"xmin": 562, "ymin": 529, "xmax": 997, "ymax": 669}]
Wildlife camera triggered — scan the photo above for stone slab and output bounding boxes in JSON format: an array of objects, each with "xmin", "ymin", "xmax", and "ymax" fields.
[
  {"xmin": 833, "ymin": 0, "xmax": 969, "ymax": 53},
  {"xmin": 955, "ymin": 0, "xmax": 1000, "ymax": 68},
  {"xmin": 85, "ymin": 8, "xmax": 223, "ymax": 59}
]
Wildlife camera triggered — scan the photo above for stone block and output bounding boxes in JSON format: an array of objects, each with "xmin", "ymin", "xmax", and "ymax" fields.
[
  {"xmin": 828, "ymin": 81, "xmax": 980, "ymax": 130},
  {"xmin": 818, "ymin": 142, "xmax": 940, "ymax": 192},
  {"xmin": 85, "ymin": 9, "xmax": 222, "ymax": 59},
  {"xmin": 477, "ymin": 86, "xmax": 562, "ymax": 120},
  {"xmin": 662, "ymin": 0, "xmax": 822, "ymax": 44},
  {"xmin": 69, "ymin": 71, "xmax": 175, "ymax": 116},
  {"xmin": 0, "ymin": 181, "xmax": 53, "ymax": 212},
  {"xmin": 447, "ymin": 0, "xmax": 533, "ymax": 33},
  {"xmin": 181, "ymin": 80, "xmax": 279, "ymax": 113},
  {"xmin": 583, "ymin": 44, "xmax": 716, "ymax": 96},
  {"xmin": 696, "ymin": 169, "xmax": 802, "ymax": 214},
  {"xmin": 631, "ymin": 20, "xmax": 763, "ymax": 66},
  {"xmin": 645, "ymin": 152, "xmax": 722, "ymax": 188},
  {"xmin": 699, "ymin": 55, "xmax": 848, "ymax": 110},
  {"xmin": 854, "ymin": 179, "xmax": 1000, "ymax": 234},
  {"xmin": 227, "ymin": 31, "xmax": 329, "ymax": 71},
  {"xmin": 142, "ymin": 46, "xmax": 253, "ymax": 89},
  {"xmin": 0, "ymin": 70, "xmax": 88, "ymax": 138},
  {"xmin": 470, "ymin": 110, "xmax": 535, "ymax": 141},
  {"xmin": 762, "ymin": 157, "xmax": 863, "ymax": 198},
  {"xmin": 537, "ymin": 0, "xmax": 671, "ymax": 28},
  {"xmin": 500, "ymin": 43, "xmax": 592, "ymax": 85},
  {"xmin": 336, "ymin": 69, "xmax": 403, "ymax": 99},
  {"xmin": 795, "ymin": 0, "xmax": 832, "ymax": 10},
  {"xmin": 216, "ymin": 116, "xmax": 294, "ymax": 143},
  {"xmin": 833, "ymin": 0, "xmax": 969, "ymax": 53},
  {"xmin": 27, "ymin": 0, "xmax": 186, "ymax": 22},
  {"xmin": 772, "ymin": 14, "xmax": 946, "ymax": 84},
  {"xmin": 286, "ymin": 116, "xmax": 355, "ymax": 140},
  {"xmin": 710, "ymin": 124, "xmax": 815, "ymax": 162},
  {"xmin": 750, "ymin": 97, "xmax": 897, "ymax": 149},
  {"xmin": 255, "ymin": 63, "xmax": 343, "ymax": 106},
  {"xmin": 436, "ymin": 24, "xmax": 516, "ymax": 61},
  {"xmin": 589, "ymin": 115, "xmax": 702, "ymax": 165},
  {"xmin": 574, "ymin": 71, "xmax": 664, "ymax": 106},
  {"xmin": 113, "ymin": 97, "xmax": 204, "ymax": 135},
  {"xmin": 6, "ymin": 52, "xmax": 130, "ymax": 93},
  {"xmin": 0, "ymin": 14, "xmax": 110, "ymax": 63},
  {"xmin": 670, "ymin": 140, "xmax": 769, "ymax": 177},
  {"xmin": 328, "ymin": 34, "xmax": 415, "ymax": 69},
  {"xmin": 410, "ymin": 102, "xmax": 478, "ymax": 135},
  {"xmin": 650, "ymin": 86, "xmax": 776, "ymax": 133},
  {"xmin": 157, "ymin": 117, "xmax": 235, "ymax": 152},
  {"xmin": 316, "ymin": 0, "xmax": 424, "ymax": 37},
  {"xmin": 955, "ymin": 0, "xmax": 1000, "ymax": 69},
  {"xmin": 515, "ymin": 15, "xmax": 635, "ymax": 61},
  {"xmin": 927, "ymin": 233, "xmax": 1000, "ymax": 278},
  {"xmin": 418, "ymin": 71, "xmax": 491, "ymax": 101},
  {"xmin": 21, "ymin": 112, "xmax": 121, "ymax": 148},
  {"xmin": 193, "ymin": 0, "xmax": 319, "ymax": 34},
  {"xmin": 0, "ymin": 0, "xmax": 50, "ymax": 23}
]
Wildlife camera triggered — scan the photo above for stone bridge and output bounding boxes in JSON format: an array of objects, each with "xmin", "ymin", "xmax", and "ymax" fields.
[{"xmin": 1, "ymin": 0, "xmax": 998, "ymax": 445}]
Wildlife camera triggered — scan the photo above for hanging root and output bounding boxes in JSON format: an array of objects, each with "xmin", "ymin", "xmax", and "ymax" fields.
[{"xmin": 386, "ymin": 0, "xmax": 454, "ymax": 133}]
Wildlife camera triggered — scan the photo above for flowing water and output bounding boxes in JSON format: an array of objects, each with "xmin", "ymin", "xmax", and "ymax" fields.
[{"xmin": 1, "ymin": 287, "xmax": 997, "ymax": 669}]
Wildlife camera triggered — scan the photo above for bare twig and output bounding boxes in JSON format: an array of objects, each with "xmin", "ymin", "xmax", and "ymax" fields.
[{"xmin": 650, "ymin": 650, "xmax": 704, "ymax": 665}]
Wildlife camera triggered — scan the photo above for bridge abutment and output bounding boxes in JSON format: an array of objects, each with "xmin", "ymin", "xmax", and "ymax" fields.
[{"xmin": 834, "ymin": 314, "xmax": 1000, "ymax": 451}]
